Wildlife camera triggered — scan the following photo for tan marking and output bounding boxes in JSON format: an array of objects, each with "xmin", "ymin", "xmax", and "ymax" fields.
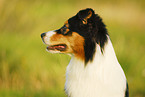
[
  {"xmin": 64, "ymin": 21, "xmax": 69, "ymax": 27},
  {"xmin": 83, "ymin": 10, "xmax": 92, "ymax": 24},
  {"xmin": 64, "ymin": 21, "xmax": 68, "ymax": 24},
  {"xmin": 50, "ymin": 32, "xmax": 85, "ymax": 60},
  {"xmin": 82, "ymin": 20, "xmax": 87, "ymax": 24},
  {"xmin": 64, "ymin": 29, "xmax": 70, "ymax": 34}
]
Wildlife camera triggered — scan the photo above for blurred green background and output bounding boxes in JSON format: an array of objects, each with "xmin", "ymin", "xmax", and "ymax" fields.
[{"xmin": 0, "ymin": 0, "xmax": 145, "ymax": 97}]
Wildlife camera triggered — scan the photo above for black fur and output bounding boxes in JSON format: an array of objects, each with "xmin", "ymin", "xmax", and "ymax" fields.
[
  {"xmin": 125, "ymin": 82, "xmax": 129, "ymax": 97},
  {"xmin": 68, "ymin": 8, "xmax": 108, "ymax": 63},
  {"xmin": 56, "ymin": 8, "xmax": 108, "ymax": 63}
]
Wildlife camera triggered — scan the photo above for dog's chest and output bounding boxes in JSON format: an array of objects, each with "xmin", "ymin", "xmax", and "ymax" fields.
[
  {"xmin": 65, "ymin": 63, "xmax": 100, "ymax": 97},
  {"xmin": 65, "ymin": 58, "xmax": 126, "ymax": 97}
]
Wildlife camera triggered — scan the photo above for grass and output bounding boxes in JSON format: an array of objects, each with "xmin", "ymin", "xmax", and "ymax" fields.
[
  {"xmin": 0, "ymin": 89, "xmax": 67, "ymax": 97},
  {"xmin": 0, "ymin": 0, "xmax": 145, "ymax": 97}
]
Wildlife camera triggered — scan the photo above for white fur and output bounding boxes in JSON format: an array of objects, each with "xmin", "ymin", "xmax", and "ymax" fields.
[
  {"xmin": 65, "ymin": 36, "xmax": 127, "ymax": 97},
  {"xmin": 43, "ymin": 30, "xmax": 56, "ymax": 45},
  {"xmin": 43, "ymin": 31, "xmax": 61, "ymax": 53}
]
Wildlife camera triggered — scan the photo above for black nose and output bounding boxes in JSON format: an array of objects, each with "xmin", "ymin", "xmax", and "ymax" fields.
[{"xmin": 41, "ymin": 33, "xmax": 46, "ymax": 38}]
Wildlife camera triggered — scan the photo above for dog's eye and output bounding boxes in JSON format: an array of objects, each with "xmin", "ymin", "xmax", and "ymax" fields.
[
  {"xmin": 61, "ymin": 28, "xmax": 65, "ymax": 32},
  {"xmin": 61, "ymin": 25, "xmax": 70, "ymax": 35},
  {"xmin": 61, "ymin": 27, "xmax": 66, "ymax": 33},
  {"xmin": 61, "ymin": 28, "xmax": 70, "ymax": 35}
]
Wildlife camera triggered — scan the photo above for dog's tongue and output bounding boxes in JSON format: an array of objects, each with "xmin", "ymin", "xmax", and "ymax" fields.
[
  {"xmin": 56, "ymin": 45, "xmax": 65, "ymax": 49},
  {"xmin": 47, "ymin": 45, "xmax": 66, "ymax": 51}
]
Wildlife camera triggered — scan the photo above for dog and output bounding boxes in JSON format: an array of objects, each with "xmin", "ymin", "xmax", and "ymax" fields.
[{"xmin": 41, "ymin": 8, "xmax": 129, "ymax": 97}]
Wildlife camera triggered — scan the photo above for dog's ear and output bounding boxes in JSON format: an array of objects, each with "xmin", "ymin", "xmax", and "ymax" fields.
[{"xmin": 78, "ymin": 8, "xmax": 94, "ymax": 24}]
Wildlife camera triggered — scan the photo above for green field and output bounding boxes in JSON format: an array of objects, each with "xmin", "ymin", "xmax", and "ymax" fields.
[{"xmin": 0, "ymin": 0, "xmax": 145, "ymax": 97}]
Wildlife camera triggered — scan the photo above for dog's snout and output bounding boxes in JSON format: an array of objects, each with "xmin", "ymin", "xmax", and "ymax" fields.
[{"xmin": 41, "ymin": 33, "xmax": 46, "ymax": 38}]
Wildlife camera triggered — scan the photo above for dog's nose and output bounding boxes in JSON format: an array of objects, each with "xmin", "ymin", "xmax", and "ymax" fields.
[{"xmin": 41, "ymin": 33, "xmax": 46, "ymax": 38}]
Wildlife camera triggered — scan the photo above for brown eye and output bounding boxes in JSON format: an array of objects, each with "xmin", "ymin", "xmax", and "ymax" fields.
[
  {"xmin": 60, "ymin": 25, "xmax": 69, "ymax": 35},
  {"xmin": 61, "ymin": 28, "xmax": 70, "ymax": 35},
  {"xmin": 61, "ymin": 28, "xmax": 66, "ymax": 33},
  {"xmin": 60, "ymin": 21, "xmax": 70, "ymax": 35}
]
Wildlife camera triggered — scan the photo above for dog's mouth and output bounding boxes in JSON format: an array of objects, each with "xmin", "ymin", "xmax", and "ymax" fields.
[{"xmin": 47, "ymin": 44, "xmax": 67, "ymax": 51}]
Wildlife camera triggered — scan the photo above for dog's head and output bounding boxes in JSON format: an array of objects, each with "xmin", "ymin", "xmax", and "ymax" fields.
[{"xmin": 41, "ymin": 8, "xmax": 108, "ymax": 62}]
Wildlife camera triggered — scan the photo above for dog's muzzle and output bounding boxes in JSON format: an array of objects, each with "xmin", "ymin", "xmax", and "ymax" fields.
[{"xmin": 41, "ymin": 33, "xmax": 46, "ymax": 39}]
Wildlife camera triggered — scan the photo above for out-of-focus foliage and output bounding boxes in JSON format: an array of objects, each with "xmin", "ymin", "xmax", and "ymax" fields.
[{"xmin": 0, "ymin": 0, "xmax": 145, "ymax": 97}]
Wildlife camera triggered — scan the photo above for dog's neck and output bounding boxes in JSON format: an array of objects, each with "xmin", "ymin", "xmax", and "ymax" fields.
[
  {"xmin": 65, "ymin": 37, "xmax": 126, "ymax": 97},
  {"xmin": 70, "ymin": 37, "xmax": 118, "ymax": 67}
]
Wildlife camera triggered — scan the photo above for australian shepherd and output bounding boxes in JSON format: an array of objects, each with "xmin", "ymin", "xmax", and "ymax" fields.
[{"xmin": 41, "ymin": 8, "xmax": 129, "ymax": 97}]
